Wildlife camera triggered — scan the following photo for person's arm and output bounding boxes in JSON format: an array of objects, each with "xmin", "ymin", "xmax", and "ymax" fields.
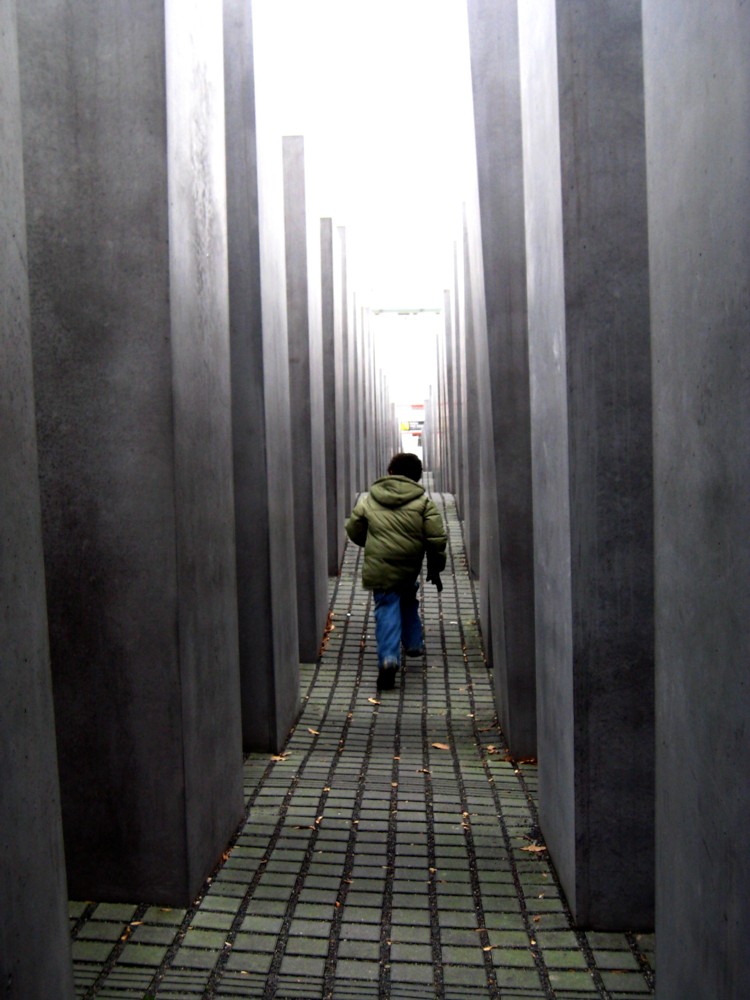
[
  {"xmin": 345, "ymin": 497, "xmax": 369, "ymax": 547},
  {"xmin": 424, "ymin": 498, "xmax": 447, "ymax": 570},
  {"xmin": 424, "ymin": 499, "xmax": 447, "ymax": 589}
]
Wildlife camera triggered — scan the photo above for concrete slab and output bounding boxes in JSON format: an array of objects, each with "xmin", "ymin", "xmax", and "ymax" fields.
[
  {"xmin": 0, "ymin": 2, "xmax": 74, "ymax": 992},
  {"xmin": 321, "ymin": 218, "xmax": 344, "ymax": 574},
  {"xmin": 519, "ymin": 0, "xmax": 654, "ymax": 928},
  {"xmin": 283, "ymin": 135, "xmax": 329, "ymax": 661},
  {"xmin": 224, "ymin": 0, "xmax": 301, "ymax": 751},
  {"xmin": 18, "ymin": 0, "xmax": 244, "ymax": 903},
  {"xmin": 462, "ymin": 210, "xmax": 481, "ymax": 579},
  {"xmin": 467, "ymin": 0, "xmax": 537, "ymax": 758},
  {"xmin": 249, "ymin": 0, "xmax": 304, "ymax": 749},
  {"xmin": 644, "ymin": 2, "xmax": 750, "ymax": 995}
]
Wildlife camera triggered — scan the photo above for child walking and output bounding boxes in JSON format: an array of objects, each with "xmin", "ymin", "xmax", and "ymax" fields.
[{"xmin": 345, "ymin": 453, "xmax": 447, "ymax": 691}]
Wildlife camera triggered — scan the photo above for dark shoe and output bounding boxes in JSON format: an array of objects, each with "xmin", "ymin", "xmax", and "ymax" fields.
[
  {"xmin": 377, "ymin": 663, "xmax": 398, "ymax": 691},
  {"xmin": 404, "ymin": 645, "xmax": 425, "ymax": 658}
]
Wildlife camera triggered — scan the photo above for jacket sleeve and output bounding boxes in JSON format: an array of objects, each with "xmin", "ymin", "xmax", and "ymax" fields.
[
  {"xmin": 423, "ymin": 498, "xmax": 447, "ymax": 572},
  {"xmin": 345, "ymin": 497, "xmax": 369, "ymax": 547}
]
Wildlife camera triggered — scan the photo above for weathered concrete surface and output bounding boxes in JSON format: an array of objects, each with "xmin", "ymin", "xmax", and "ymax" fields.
[
  {"xmin": 363, "ymin": 314, "xmax": 378, "ymax": 485},
  {"xmin": 224, "ymin": 0, "xmax": 300, "ymax": 751},
  {"xmin": 250, "ymin": 0, "xmax": 302, "ymax": 750},
  {"xmin": 467, "ymin": 0, "xmax": 537, "ymax": 757},
  {"xmin": 461, "ymin": 211, "xmax": 481, "ymax": 579},
  {"xmin": 519, "ymin": 0, "xmax": 654, "ymax": 928},
  {"xmin": 442, "ymin": 288, "xmax": 458, "ymax": 494},
  {"xmin": 0, "ymin": 2, "xmax": 75, "ymax": 993},
  {"xmin": 461, "ymin": 175, "xmax": 503, "ymax": 714},
  {"xmin": 350, "ymin": 298, "xmax": 365, "ymax": 491},
  {"xmin": 321, "ymin": 218, "xmax": 343, "ymax": 574},
  {"xmin": 453, "ymin": 243, "xmax": 468, "ymax": 522},
  {"xmin": 334, "ymin": 226, "xmax": 352, "ymax": 538},
  {"xmin": 643, "ymin": 2, "xmax": 750, "ymax": 995},
  {"xmin": 18, "ymin": 0, "xmax": 244, "ymax": 903},
  {"xmin": 283, "ymin": 136, "xmax": 329, "ymax": 661}
]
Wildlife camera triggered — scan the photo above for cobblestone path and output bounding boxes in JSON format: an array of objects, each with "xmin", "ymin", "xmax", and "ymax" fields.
[{"xmin": 69, "ymin": 494, "xmax": 655, "ymax": 999}]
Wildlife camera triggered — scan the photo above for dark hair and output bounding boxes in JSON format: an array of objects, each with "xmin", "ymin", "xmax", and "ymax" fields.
[{"xmin": 387, "ymin": 452, "xmax": 422, "ymax": 482}]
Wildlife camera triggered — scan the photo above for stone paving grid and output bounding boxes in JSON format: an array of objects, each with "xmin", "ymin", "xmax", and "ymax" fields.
[{"xmin": 69, "ymin": 491, "xmax": 655, "ymax": 999}]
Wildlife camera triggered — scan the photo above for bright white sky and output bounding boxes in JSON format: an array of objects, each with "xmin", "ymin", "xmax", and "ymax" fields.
[
  {"xmin": 252, "ymin": 0, "xmax": 475, "ymax": 304},
  {"xmin": 252, "ymin": 0, "xmax": 476, "ymax": 401}
]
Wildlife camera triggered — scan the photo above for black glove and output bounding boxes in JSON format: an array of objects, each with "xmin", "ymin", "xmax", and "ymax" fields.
[{"xmin": 426, "ymin": 561, "xmax": 443, "ymax": 592}]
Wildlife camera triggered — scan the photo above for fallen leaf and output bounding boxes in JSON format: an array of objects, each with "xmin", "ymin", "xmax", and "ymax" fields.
[
  {"xmin": 521, "ymin": 845, "xmax": 547, "ymax": 853},
  {"xmin": 308, "ymin": 728, "xmax": 320, "ymax": 736},
  {"xmin": 432, "ymin": 742, "xmax": 450, "ymax": 751},
  {"xmin": 483, "ymin": 945, "xmax": 494, "ymax": 952},
  {"xmin": 368, "ymin": 697, "xmax": 380, "ymax": 705}
]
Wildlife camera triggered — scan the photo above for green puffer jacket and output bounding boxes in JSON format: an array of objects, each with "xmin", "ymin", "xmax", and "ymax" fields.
[{"xmin": 345, "ymin": 475, "xmax": 447, "ymax": 590}]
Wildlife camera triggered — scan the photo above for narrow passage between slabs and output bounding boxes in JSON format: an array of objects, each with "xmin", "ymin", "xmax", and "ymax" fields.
[{"xmin": 69, "ymin": 490, "xmax": 655, "ymax": 1000}]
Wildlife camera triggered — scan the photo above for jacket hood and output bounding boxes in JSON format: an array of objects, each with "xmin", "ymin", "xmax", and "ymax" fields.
[{"xmin": 369, "ymin": 475, "xmax": 425, "ymax": 508}]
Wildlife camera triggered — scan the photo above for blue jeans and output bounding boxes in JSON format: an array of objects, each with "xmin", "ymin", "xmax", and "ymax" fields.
[{"xmin": 373, "ymin": 582, "xmax": 423, "ymax": 667}]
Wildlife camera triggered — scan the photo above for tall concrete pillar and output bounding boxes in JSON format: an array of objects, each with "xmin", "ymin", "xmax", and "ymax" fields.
[
  {"xmin": 453, "ymin": 246, "xmax": 468, "ymax": 519},
  {"xmin": 432, "ymin": 319, "xmax": 444, "ymax": 486},
  {"xmin": 321, "ymin": 218, "xmax": 342, "ymax": 573},
  {"xmin": 18, "ymin": 0, "xmax": 244, "ymax": 903},
  {"xmin": 347, "ymin": 293, "xmax": 358, "ymax": 492},
  {"xmin": 335, "ymin": 227, "xmax": 353, "ymax": 520},
  {"xmin": 0, "ymin": 2, "xmax": 74, "ymax": 993},
  {"xmin": 643, "ymin": 3, "xmax": 750, "ymax": 996},
  {"xmin": 462, "ymin": 210, "xmax": 481, "ymax": 577},
  {"xmin": 224, "ymin": 0, "xmax": 300, "ymax": 752},
  {"xmin": 352, "ymin": 299, "xmax": 366, "ymax": 489},
  {"xmin": 442, "ymin": 288, "xmax": 458, "ymax": 494},
  {"xmin": 467, "ymin": 0, "xmax": 537, "ymax": 757},
  {"xmin": 422, "ymin": 394, "xmax": 433, "ymax": 471},
  {"xmin": 283, "ymin": 136, "xmax": 329, "ymax": 661},
  {"xmin": 519, "ymin": 0, "xmax": 654, "ymax": 928},
  {"xmin": 365, "ymin": 314, "xmax": 378, "ymax": 483}
]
